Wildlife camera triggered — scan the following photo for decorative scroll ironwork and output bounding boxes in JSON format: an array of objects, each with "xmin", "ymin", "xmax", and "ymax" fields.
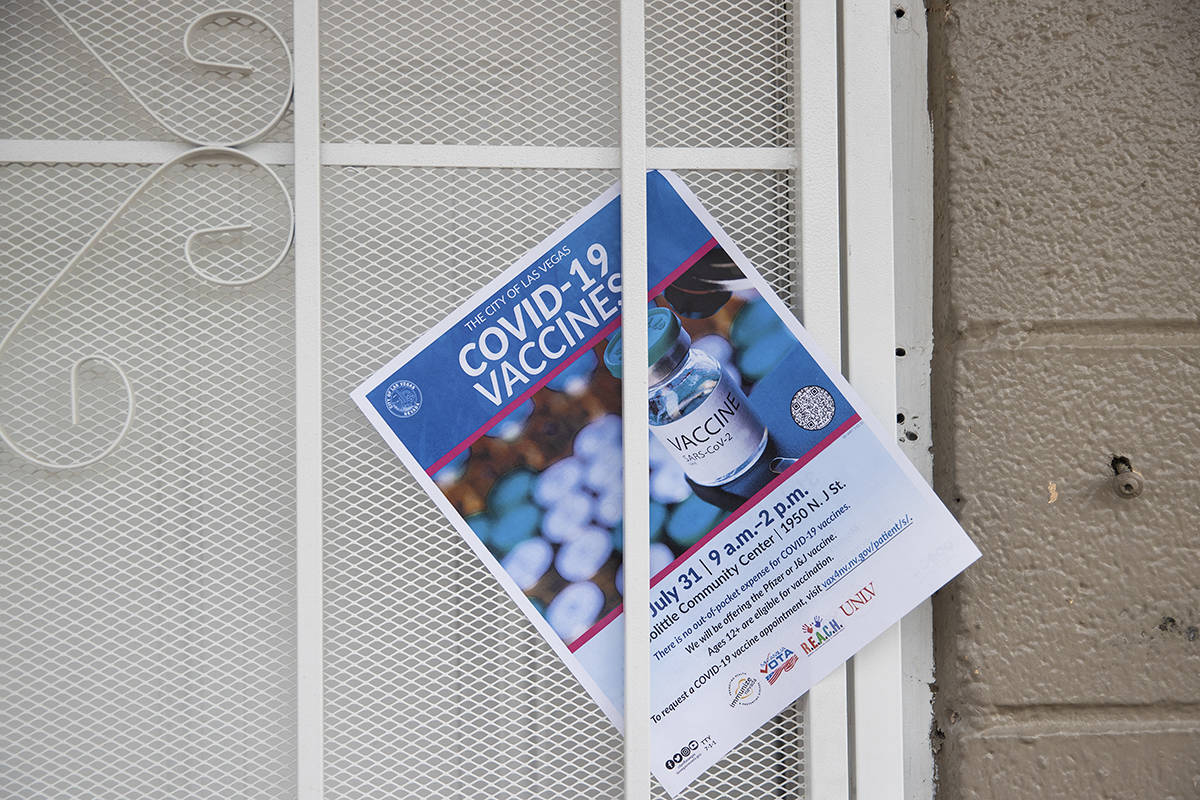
[{"xmin": 1, "ymin": 6, "xmax": 295, "ymax": 470}]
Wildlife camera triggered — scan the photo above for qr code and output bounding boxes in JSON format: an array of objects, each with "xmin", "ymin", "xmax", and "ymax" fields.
[{"xmin": 789, "ymin": 386, "xmax": 836, "ymax": 431}]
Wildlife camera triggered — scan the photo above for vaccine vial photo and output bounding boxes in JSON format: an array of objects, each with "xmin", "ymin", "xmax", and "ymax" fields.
[{"xmin": 605, "ymin": 307, "xmax": 768, "ymax": 488}]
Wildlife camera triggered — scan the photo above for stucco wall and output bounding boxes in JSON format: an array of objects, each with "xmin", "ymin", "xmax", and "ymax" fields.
[{"xmin": 928, "ymin": 1, "xmax": 1200, "ymax": 797}]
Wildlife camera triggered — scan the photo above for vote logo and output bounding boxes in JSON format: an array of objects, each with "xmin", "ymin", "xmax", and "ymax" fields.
[
  {"xmin": 759, "ymin": 647, "xmax": 799, "ymax": 685},
  {"xmin": 384, "ymin": 379, "xmax": 422, "ymax": 418}
]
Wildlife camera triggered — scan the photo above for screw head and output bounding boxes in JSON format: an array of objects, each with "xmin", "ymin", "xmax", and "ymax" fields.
[{"xmin": 1112, "ymin": 471, "xmax": 1144, "ymax": 498}]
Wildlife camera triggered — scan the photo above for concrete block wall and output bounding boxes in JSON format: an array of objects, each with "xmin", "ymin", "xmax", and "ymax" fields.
[{"xmin": 928, "ymin": 1, "xmax": 1200, "ymax": 797}]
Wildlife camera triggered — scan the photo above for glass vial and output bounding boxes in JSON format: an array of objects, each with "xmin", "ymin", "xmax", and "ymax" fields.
[{"xmin": 605, "ymin": 307, "xmax": 768, "ymax": 487}]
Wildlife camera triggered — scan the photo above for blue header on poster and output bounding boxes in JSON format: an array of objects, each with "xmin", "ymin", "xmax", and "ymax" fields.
[{"xmin": 364, "ymin": 171, "xmax": 716, "ymax": 471}]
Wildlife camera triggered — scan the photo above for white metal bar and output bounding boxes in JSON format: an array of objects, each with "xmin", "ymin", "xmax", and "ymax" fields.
[
  {"xmin": 619, "ymin": 0, "xmax": 650, "ymax": 798},
  {"xmin": 646, "ymin": 147, "xmax": 794, "ymax": 170},
  {"xmin": 324, "ymin": 144, "xmax": 617, "ymax": 169},
  {"xmin": 806, "ymin": 668, "xmax": 852, "ymax": 799},
  {"xmin": 797, "ymin": 0, "xmax": 844, "ymax": 351},
  {"xmin": 890, "ymin": 5, "xmax": 938, "ymax": 799},
  {"xmin": 0, "ymin": 139, "xmax": 292, "ymax": 165},
  {"xmin": 0, "ymin": 140, "xmax": 795, "ymax": 171},
  {"xmin": 325, "ymin": 144, "xmax": 794, "ymax": 170},
  {"xmin": 293, "ymin": 1, "xmax": 323, "ymax": 799},
  {"xmin": 797, "ymin": 2, "xmax": 852, "ymax": 799},
  {"xmin": 890, "ymin": 7, "xmax": 935, "ymax": 486},
  {"xmin": 842, "ymin": 1, "xmax": 904, "ymax": 799}
]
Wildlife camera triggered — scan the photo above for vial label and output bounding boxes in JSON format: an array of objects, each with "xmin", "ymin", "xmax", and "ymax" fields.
[{"xmin": 650, "ymin": 371, "xmax": 766, "ymax": 486}]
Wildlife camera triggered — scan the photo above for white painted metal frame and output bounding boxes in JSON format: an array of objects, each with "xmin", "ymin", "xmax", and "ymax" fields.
[
  {"xmin": 892, "ymin": 4, "xmax": 938, "ymax": 798},
  {"xmin": 798, "ymin": 0, "xmax": 853, "ymax": 796},
  {"xmin": 804, "ymin": 4, "xmax": 938, "ymax": 799},
  {"xmin": 294, "ymin": 2, "xmax": 322, "ymax": 800},
  {"xmin": 0, "ymin": 140, "xmax": 793, "ymax": 170},
  {"xmin": 619, "ymin": 2, "xmax": 651, "ymax": 800},
  {"xmin": 0, "ymin": 0, "xmax": 937, "ymax": 797},
  {"xmin": 843, "ymin": 0, "xmax": 904, "ymax": 795}
]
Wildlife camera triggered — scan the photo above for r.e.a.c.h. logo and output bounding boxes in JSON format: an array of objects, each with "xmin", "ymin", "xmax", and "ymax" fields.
[
  {"xmin": 800, "ymin": 615, "xmax": 843, "ymax": 656},
  {"xmin": 383, "ymin": 379, "xmax": 422, "ymax": 418},
  {"xmin": 759, "ymin": 646, "xmax": 799, "ymax": 685}
]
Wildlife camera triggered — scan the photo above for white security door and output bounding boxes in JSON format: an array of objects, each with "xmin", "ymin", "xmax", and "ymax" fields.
[{"xmin": 0, "ymin": 2, "xmax": 933, "ymax": 798}]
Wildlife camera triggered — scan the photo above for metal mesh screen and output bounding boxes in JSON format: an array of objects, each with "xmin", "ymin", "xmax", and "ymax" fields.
[
  {"xmin": 646, "ymin": 0, "xmax": 794, "ymax": 147},
  {"xmin": 0, "ymin": 1, "xmax": 293, "ymax": 143},
  {"xmin": 4, "ymin": 0, "xmax": 804, "ymax": 797},
  {"xmin": 321, "ymin": 167, "xmax": 625, "ymax": 800},
  {"xmin": 319, "ymin": 0, "xmax": 793, "ymax": 149},
  {"xmin": 321, "ymin": 167, "xmax": 802, "ymax": 800},
  {"xmin": 0, "ymin": 161, "xmax": 298, "ymax": 798},
  {"xmin": 320, "ymin": 0, "xmax": 619, "ymax": 146},
  {"xmin": 673, "ymin": 170, "xmax": 797, "ymax": 310}
]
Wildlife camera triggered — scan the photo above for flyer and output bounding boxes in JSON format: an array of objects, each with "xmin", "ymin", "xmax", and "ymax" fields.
[{"xmin": 352, "ymin": 171, "xmax": 980, "ymax": 796}]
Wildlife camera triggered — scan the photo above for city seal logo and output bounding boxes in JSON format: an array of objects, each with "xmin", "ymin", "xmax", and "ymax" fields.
[
  {"xmin": 384, "ymin": 380, "xmax": 422, "ymax": 418},
  {"xmin": 727, "ymin": 673, "xmax": 761, "ymax": 707}
]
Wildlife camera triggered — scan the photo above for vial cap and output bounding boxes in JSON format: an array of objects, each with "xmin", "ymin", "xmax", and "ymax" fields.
[
  {"xmin": 541, "ymin": 492, "xmax": 595, "ymax": 543},
  {"xmin": 730, "ymin": 297, "xmax": 783, "ymax": 347},
  {"xmin": 737, "ymin": 329, "xmax": 797, "ymax": 382},
  {"xmin": 573, "ymin": 414, "xmax": 621, "ymax": 461},
  {"xmin": 555, "ymin": 528, "xmax": 614, "ymax": 582},
  {"xmin": 465, "ymin": 513, "xmax": 493, "ymax": 544},
  {"xmin": 533, "ymin": 456, "xmax": 585, "ymax": 508},
  {"xmin": 603, "ymin": 307, "xmax": 681, "ymax": 379}
]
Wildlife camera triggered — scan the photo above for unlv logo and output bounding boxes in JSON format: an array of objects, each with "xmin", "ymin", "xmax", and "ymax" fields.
[{"xmin": 838, "ymin": 582, "xmax": 876, "ymax": 617}]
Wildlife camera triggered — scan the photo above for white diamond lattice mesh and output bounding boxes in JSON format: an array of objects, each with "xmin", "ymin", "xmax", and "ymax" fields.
[
  {"xmin": 646, "ymin": 0, "xmax": 794, "ymax": 147},
  {"xmin": 319, "ymin": 0, "xmax": 793, "ymax": 148},
  {"xmin": 321, "ymin": 0, "xmax": 619, "ymax": 146},
  {"xmin": 0, "ymin": 1, "xmax": 293, "ymax": 143},
  {"xmin": 0, "ymin": 162, "xmax": 298, "ymax": 799},
  {"xmin": 3, "ymin": 0, "xmax": 807, "ymax": 796},
  {"xmin": 321, "ymin": 167, "xmax": 802, "ymax": 800}
]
